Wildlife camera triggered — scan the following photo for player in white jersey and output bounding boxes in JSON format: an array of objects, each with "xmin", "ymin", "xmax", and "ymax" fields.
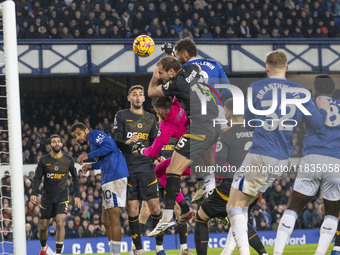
[{"xmin": 274, "ymin": 75, "xmax": 340, "ymax": 255}]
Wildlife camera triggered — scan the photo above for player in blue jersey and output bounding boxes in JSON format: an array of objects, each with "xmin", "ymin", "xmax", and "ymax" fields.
[
  {"xmin": 226, "ymin": 51, "xmax": 330, "ymax": 255},
  {"xmin": 274, "ymin": 75, "xmax": 340, "ymax": 255},
  {"xmin": 71, "ymin": 122, "xmax": 129, "ymax": 255}
]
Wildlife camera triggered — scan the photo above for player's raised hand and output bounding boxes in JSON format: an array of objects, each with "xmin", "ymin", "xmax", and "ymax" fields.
[
  {"xmin": 316, "ymin": 96, "xmax": 330, "ymax": 111},
  {"xmin": 77, "ymin": 154, "xmax": 88, "ymax": 165},
  {"xmin": 132, "ymin": 142, "xmax": 145, "ymax": 155},
  {"xmin": 161, "ymin": 42, "xmax": 175, "ymax": 56},
  {"xmin": 74, "ymin": 197, "xmax": 82, "ymax": 209},
  {"xmin": 82, "ymin": 164, "xmax": 92, "ymax": 174}
]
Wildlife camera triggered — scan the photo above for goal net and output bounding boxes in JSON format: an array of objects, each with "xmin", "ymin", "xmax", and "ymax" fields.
[{"xmin": 0, "ymin": 1, "xmax": 27, "ymax": 255}]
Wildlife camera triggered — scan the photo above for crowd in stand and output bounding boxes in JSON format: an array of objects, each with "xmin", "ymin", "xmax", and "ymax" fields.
[
  {"xmin": 0, "ymin": 86, "xmax": 324, "ymax": 240},
  {"xmin": 14, "ymin": 0, "xmax": 340, "ymax": 40}
]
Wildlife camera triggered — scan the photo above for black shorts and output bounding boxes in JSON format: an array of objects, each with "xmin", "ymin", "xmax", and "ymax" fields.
[
  {"xmin": 39, "ymin": 192, "xmax": 69, "ymax": 219},
  {"xmin": 201, "ymin": 184, "xmax": 230, "ymax": 219},
  {"xmin": 175, "ymin": 122, "xmax": 219, "ymax": 162},
  {"xmin": 127, "ymin": 171, "xmax": 159, "ymax": 201}
]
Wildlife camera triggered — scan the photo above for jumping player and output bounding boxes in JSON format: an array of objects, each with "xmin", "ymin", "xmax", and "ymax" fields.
[
  {"xmin": 71, "ymin": 122, "xmax": 129, "ymax": 255},
  {"xmin": 113, "ymin": 85, "xmax": 166, "ymax": 255},
  {"xmin": 195, "ymin": 99, "xmax": 268, "ymax": 255},
  {"xmin": 226, "ymin": 51, "xmax": 330, "ymax": 255},
  {"xmin": 148, "ymin": 56, "xmax": 220, "ymax": 237},
  {"xmin": 132, "ymin": 96, "xmax": 194, "ymax": 254},
  {"xmin": 274, "ymin": 75, "xmax": 340, "ymax": 255},
  {"xmin": 31, "ymin": 134, "xmax": 81, "ymax": 255}
]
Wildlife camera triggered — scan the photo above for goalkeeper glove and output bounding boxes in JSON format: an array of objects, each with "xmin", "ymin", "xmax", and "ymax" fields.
[
  {"xmin": 161, "ymin": 42, "xmax": 175, "ymax": 56},
  {"xmin": 132, "ymin": 142, "xmax": 145, "ymax": 155}
]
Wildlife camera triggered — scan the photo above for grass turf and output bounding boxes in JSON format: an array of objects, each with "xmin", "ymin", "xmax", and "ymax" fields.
[{"xmin": 65, "ymin": 243, "xmax": 334, "ymax": 255}]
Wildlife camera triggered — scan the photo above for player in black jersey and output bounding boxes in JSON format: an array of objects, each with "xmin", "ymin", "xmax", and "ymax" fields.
[
  {"xmin": 113, "ymin": 85, "xmax": 166, "ymax": 255},
  {"xmin": 31, "ymin": 134, "xmax": 81, "ymax": 255},
  {"xmin": 193, "ymin": 99, "xmax": 268, "ymax": 255},
  {"xmin": 148, "ymin": 56, "xmax": 220, "ymax": 237}
]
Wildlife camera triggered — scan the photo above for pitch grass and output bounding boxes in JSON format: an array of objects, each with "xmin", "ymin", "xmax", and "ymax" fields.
[{"xmin": 65, "ymin": 243, "xmax": 334, "ymax": 255}]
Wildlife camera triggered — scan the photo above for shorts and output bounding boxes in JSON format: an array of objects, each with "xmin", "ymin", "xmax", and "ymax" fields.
[
  {"xmin": 175, "ymin": 121, "xmax": 219, "ymax": 163},
  {"xmin": 127, "ymin": 171, "xmax": 159, "ymax": 201},
  {"xmin": 39, "ymin": 192, "xmax": 69, "ymax": 219},
  {"xmin": 201, "ymin": 183, "xmax": 230, "ymax": 219},
  {"xmin": 293, "ymin": 154, "xmax": 340, "ymax": 201},
  {"xmin": 102, "ymin": 177, "xmax": 127, "ymax": 209},
  {"xmin": 232, "ymin": 153, "xmax": 288, "ymax": 196}
]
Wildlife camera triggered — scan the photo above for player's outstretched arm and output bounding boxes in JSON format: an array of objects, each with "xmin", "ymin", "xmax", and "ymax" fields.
[
  {"xmin": 32, "ymin": 160, "xmax": 44, "ymax": 197},
  {"xmin": 69, "ymin": 157, "xmax": 80, "ymax": 205},
  {"xmin": 148, "ymin": 67, "xmax": 166, "ymax": 98}
]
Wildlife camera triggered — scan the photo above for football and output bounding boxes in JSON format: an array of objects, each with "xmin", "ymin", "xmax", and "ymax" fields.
[{"xmin": 133, "ymin": 35, "xmax": 155, "ymax": 57}]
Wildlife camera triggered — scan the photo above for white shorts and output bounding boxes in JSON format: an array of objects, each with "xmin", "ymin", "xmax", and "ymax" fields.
[
  {"xmin": 232, "ymin": 153, "xmax": 289, "ymax": 196},
  {"xmin": 102, "ymin": 177, "xmax": 127, "ymax": 209},
  {"xmin": 293, "ymin": 154, "xmax": 340, "ymax": 201}
]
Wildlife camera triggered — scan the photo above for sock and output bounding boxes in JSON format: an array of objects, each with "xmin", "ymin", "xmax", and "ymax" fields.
[
  {"xmin": 156, "ymin": 245, "xmax": 164, "ymax": 253},
  {"xmin": 315, "ymin": 215, "xmax": 339, "ymax": 255},
  {"xmin": 178, "ymin": 223, "xmax": 188, "ymax": 245},
  {"xmin": 274, "ymin": 209, "xmax": 298, "ymax": 255},
  {"xmin": 56, "ymin": 241, "xmax": 63, "ymax": 254},
  {"xmin": 227, "ymin": 207, "xmax": 250, "ymax": 254},
  {"xmin": 179, "ymin": 200, "xmax": 190, "ymax": 214},
  {"xmin": 165, "ymin": 173, "xmax": 181, "ymax": 209},
  {"xmin": 140, "ymin": 223, "xmax": 146, "ymax": 234},
  {"xmin": 180, "ymin": 243, "xmax": 188, "ymax": 251},
  {"xmin": 110, "ymin": 240, "xmax": 121, "ymax": 255},
  {"xmin": 203, "ymin": 173, "xmax": 216, "ymax": 194},
  {"xmin": 40, "ymin": 239, "xmax": 47, "ymax": 250},
  {"xmin": 194, "ymin": 213, "xmax": 209, "ymax": 255},
  {"xmin": 129, "ymin": 216, "xmax": 142, "ymax": 250},
  {"xmin": 163, "ymin": 209, "xmax": 174, "ymax": 222},
  {"xmin": 221, "ymin": 227, "xmax": 236, "ymax": 255},
  {"xmin": 152, "ymin": 213, "xmax": 164, "ymax": 245},
  {"xmin": 243, "ymin": 207, "xmax": 249, "ymax": 221},
  {"xmin": 247, "ymin": 223, "xmax": 267, "ymax": 254},
  {"xmin": 334, "ymin": 220, "xmax": 340, "ymax": 250}
]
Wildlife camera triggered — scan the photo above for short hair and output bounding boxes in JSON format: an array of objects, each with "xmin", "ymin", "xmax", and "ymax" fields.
[
  {"xmin": 265, "ymin": 50, "xmax": 287, "ymax": 69},
  {"xmin": 70, "ymin": 122, "xmax": 87, "ymax": 133},
  {"xmin": 48, "ymin": 134, "xmax": 62, "ymax": 144},
  {"xmin": 151, "ymin": 97, "xmax": 173, "ymax": 109},
  {"xmin": 314, "ymin": 75, "xmax": 335, "ymax": 94},
  {"xmin": 157, "ymin": 56, "xmax": 181, "ymax": 72},
  {"xmin": 174, "ymin": 38, "xmax": 197, "ymax": 57},
  {"xmin": 128, "ymin": 85, "xmax": 144, "ymax": 95},
  {"xmin": 224, "ymin": 98, "xmax": 243, "ymax": 117}
]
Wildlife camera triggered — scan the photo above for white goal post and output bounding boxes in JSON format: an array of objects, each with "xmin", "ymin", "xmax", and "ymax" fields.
[{"xmin": 0, "ymin": 1, "xmax": 27, "ymax": 255}]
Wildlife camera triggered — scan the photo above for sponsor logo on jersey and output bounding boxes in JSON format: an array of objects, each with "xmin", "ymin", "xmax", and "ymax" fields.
[
  {"xmin": 127, "ymin": 132, "xmax": 149, "ymax": 140},
  {"xmin": 162, "ymin": 145, "xmax": 175, "ymax": 151},
  {"xmin": 46, "ymin": 173, "xmax": 65, "ymax": 179},
  {"xmin": 185, "ymin": 70, "xmax": 197, "ymax": 83}
]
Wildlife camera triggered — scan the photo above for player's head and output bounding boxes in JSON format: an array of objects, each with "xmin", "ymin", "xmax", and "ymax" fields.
[
  {"xmin": 265, "ymin": 50, "xmax": 288, "ymax": 76},
  {"xmin": 174, "ymin": 38, "xmax": 197, "ymax": 65},
  {"xmin": 157, "ymin": 56, "xmax": 181, "ymax": 83},
  {"xmin": 48, "ymin": 134, "xmax": 63, "ymax": 153},
  {"xmin": 313, "ymin": 75, "xmax": 335, "ymax": 97},
  {"xmin": 128, "ymin": 85, "xmax": 145, "ymax": 109},
  {"xmin": 224, "ymin": 98, "xmax": 243, "ymax": 123},
  {"xmin": 71, "ymin": 122, "xmax": 89, "ymax": 145},
  {"xmin": 151, "ymin": 97, "xmax": 173, "ymax": 121}
]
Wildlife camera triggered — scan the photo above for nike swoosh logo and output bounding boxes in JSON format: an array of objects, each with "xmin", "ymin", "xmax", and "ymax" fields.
[
  {"xmin": 282, "ymin": 223, "xmax": 291, "ymax": 229},
  {"xmin": 323, "ymin": 227, "xmax": 332, "ymax": 230}
]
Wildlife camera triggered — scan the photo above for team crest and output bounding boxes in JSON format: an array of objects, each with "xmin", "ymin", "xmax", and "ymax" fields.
[
  {"xmin": 54, "ymin": 166, "xmax": 59, "ymax": 171},
  {"xmin": 137, "ymin": 123, "xmax": 143, "ymax": 129},
  {"xmin": 216, "ymin": 141, "xmax": 223, "ymax": 152}
]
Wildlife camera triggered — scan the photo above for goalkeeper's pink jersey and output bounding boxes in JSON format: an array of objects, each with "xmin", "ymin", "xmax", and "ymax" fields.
[{"xmin": 142, "ymin": 97, "xmax": 189, "ymax": 158}]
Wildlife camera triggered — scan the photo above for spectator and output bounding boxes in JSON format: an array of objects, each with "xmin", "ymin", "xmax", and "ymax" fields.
[
  {"xmin": 65, "ymin": 219, "xmax": 79, "ymax": 238},
  {"xmin": 303, "ymin": 202, "xmax": 315, "ymax": 229},
  {"xmin": 239, "ymin": 20, "xmax": 251, "ymax": 38}
]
